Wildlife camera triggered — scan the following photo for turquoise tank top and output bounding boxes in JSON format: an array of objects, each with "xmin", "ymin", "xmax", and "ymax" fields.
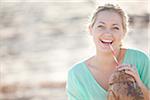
[{"xmin": 66, "ymin": 49, "xmax": 150, "ymax": 100}]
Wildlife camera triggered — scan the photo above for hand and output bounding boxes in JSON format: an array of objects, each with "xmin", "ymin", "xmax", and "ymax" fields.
[
  {"xmin": 108, "ymin": 64, "xmax": 149, "ymax": 100},
  {"xmin": 117, "ymin": 64, "xmax": 150, "ymax": 100},
  {"xmin": 117, "ymin": 64, "xmax": 143, "ymax": 87},
  {"xmin": 108, "ymin": 64, "xmax": 135, "ymax": 84}
]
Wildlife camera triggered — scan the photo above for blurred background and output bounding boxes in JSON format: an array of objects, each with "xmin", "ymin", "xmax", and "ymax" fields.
[{"xmin": 0, "ymin": 0, "xmax": 149, "ymax": 100}]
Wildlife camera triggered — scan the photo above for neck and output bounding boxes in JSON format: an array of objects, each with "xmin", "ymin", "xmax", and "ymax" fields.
[{"xmin": 93, "ymin": 48, "xmax": 121, "ymax": 70}]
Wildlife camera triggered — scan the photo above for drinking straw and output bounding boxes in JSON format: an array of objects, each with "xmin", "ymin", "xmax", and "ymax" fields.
[{"xmin": 109, "ymin": 44, "xmax": 119, "ymax": 66}]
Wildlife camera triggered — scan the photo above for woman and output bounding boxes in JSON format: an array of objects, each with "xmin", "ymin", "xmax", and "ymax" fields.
[{"xmin": 66, "ymin": 4, "xmax": 150, "ymax": 100}]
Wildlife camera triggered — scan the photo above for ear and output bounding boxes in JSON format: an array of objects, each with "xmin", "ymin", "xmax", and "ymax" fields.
[{"xmin": 88, "ymin": 24, "xmax": 93, "ymax": 36}]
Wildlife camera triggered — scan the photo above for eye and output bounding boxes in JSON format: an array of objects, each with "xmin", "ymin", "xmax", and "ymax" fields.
[
  {"xmin": 97, "ymin": 25, "xmax": 105, "ymax": 29},
  {"xmin": 113, "ymin": 27, "xmax": 119, "ymax": 30},
  {"xmin": 98, "ymin": 25, "xmax": 104, "ymax": 27}
]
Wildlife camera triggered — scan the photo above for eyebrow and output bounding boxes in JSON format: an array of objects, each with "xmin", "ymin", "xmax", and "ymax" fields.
[
  {"xmin": 112, "ymin": 24, "xmax": 119, "ymax": 26},
  {"xmin": 98, "ymin": 21, "xmax": 120, "ymax": 26},
  {"xmin": 98, "ymin": 21, "xmax": 105, "ymax": 24}
]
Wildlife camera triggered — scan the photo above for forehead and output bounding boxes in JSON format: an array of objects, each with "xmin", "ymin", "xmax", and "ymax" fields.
[{"xmin": 95, "ymin": 10, "xmax": 122, "ymax": 25}]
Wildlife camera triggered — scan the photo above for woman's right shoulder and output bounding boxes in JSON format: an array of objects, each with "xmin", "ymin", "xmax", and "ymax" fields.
[
  {"xmin": 68, "ymin": 61, "xmax": 85, "ymax": 75},
  {"xmin": 68, "ymin": 58, "xmax": 90, "ymax": 74},
  {"xmin": 68, "ymin": 56, "xmax": 93, "ymax": 76}
]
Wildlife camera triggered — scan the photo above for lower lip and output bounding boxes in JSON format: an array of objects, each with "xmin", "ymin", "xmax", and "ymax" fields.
[{"xmin": 99, "ymin": 41, "xmax": 111, "ymax": 48}]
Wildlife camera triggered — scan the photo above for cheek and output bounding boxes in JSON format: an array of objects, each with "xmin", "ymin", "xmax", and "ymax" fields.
[
  {"xmin": 93, "ymin": 35, "xmax": 98, "ymax": 41},
  {"xmin": 92, "ymin": 34, "xmax": 100, "ymax": 44},
  {"xmin": 120, "ymin": 33, "xmax": 125, "ymax": 40},
  {"xmin": 114, "ymin": 33, "xmax": 124, "ymax": 43}
]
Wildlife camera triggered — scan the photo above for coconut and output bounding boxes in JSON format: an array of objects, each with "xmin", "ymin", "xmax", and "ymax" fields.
[{"xmin": 107, "ymin": 65, "xmax": 144, "ymax": 100}]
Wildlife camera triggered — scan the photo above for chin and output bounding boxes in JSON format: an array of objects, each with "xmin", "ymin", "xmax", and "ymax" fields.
[
  {"xmin": 96, "ymin": 46, "xmax": 112, "ymax": 53},
  {"xmin": 101, "ymin": 49, "xmax": 112, "ymax": 53},
  {"xmin": 97, "ymin": 44, "xmax": 120, "ymax": 53}
]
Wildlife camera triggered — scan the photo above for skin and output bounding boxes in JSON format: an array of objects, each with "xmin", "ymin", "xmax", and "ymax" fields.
[
  {"xmin": 85, "ymin": 10, "xmax": 149, "ymax": 99},
  {"xmin": 90, "ymin": 11, "xmax": 125, "ymax": 53}
]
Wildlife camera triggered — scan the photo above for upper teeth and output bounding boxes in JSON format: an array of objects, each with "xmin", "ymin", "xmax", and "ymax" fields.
[{"xmin": 102, "ymin": 40, "xmax": 112, "ymax": 42}]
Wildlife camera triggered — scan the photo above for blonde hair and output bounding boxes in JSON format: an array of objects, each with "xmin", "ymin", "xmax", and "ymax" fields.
[{"xmin": 90, "ymin": 4, "xmax": 129, "ymax": 33}]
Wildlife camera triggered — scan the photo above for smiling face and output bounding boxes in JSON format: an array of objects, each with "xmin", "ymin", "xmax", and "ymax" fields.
[{"xmin": 89, "ymin": 10, "xmax": 125, "ymax": 52}]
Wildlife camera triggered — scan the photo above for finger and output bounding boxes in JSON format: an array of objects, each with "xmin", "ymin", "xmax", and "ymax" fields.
[
  {"xmin": 117, "ymin": 64, "xmax": 137, "ymax": 69},
  {"xmin": 117, "ymin": 66, "xmax": 139, "ymax": 78},
  {"xmin": 116, "ymin": 65, "xmax": 131, "ymax": 71},
  {"xmin": 125, "ymin": 70, "xmax": 144, "ymax": 88},
  {"xmin": 125, "ymin": 70, "xmax": 136, "ymax": 77},
  {"xmin": 118, "ymin": 66, "xmax": 135, "ymax": 71},
  {"xmin": 125, "ymin": 67, "xmax": 139, "ymax": 75},
  {"xmin": 125, "ymin": 71, "xmax": 136, "ymax": 82},
  {"xmin": 116, "ymin": 64, "xmax": 130, "ymax": 68},
  {"xmin": 120, "ymin": 68, "xmax": 138, "ymax": 76},
  {"xmin": 125, "ymin": 69, "xmax": 140, "ymax": 80}
]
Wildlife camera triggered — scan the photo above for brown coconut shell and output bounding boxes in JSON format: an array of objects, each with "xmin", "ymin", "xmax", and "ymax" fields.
[{"xmin": 107, "ymin": 65, "xmax": 144, "ymax": 100}]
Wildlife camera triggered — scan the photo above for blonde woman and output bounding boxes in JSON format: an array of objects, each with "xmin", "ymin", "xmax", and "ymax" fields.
[{"xmin": 66, "ymin": 4, "xmax": 150, "ymax": 100}]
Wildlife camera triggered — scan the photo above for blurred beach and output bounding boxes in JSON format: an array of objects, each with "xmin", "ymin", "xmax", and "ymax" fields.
[{"xmin": 0, "ymin": 0, "xmax": 149, "ymax": 100}]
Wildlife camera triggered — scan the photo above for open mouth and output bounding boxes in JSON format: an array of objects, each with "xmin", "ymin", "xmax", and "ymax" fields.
[{"xmin": 100, "ymin": 39, "xmax": 113, "ymax": 45}]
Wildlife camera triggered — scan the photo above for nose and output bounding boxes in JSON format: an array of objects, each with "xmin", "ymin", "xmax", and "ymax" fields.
[{"xmin": 103, "ymin": 29, "xmax": 113, "ymax": 35}]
